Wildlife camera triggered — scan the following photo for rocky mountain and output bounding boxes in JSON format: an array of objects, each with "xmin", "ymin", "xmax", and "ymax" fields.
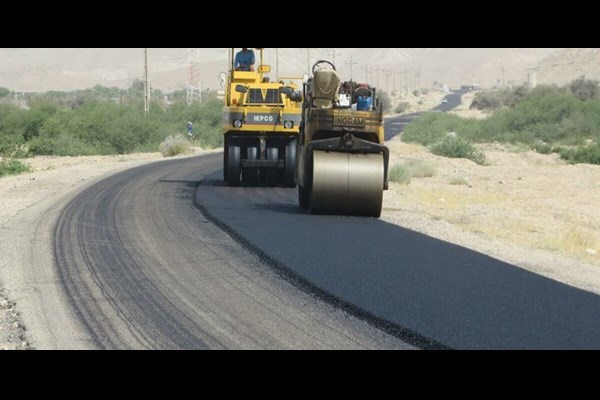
[{"xmin": 532, "ymin": 48, "xmax": 600, "ymax": 86}]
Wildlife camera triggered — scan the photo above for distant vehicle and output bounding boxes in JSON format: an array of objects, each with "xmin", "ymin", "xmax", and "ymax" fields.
[{"xmin": 441, "ymin": 99, "xmax": 448, "ymax": 104}]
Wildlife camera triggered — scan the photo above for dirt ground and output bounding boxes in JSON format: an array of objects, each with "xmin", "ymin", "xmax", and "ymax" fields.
[{"xmin": 1, "ymin": 141, "xmax": 599, "ymax": 349}]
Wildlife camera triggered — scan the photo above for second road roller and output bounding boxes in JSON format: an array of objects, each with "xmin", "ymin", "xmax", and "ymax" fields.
[{"xmin": 296, "ymin": 60, "xmax": 390, "ymax": 218}]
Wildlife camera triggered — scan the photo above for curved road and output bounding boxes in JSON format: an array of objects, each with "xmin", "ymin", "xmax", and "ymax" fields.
[
  {"xmin": 54, "ymin": 153, "xmax": 600, "ymax": 349},
  {"xmin": 53, "ymin": 154, "xmax": 410, "ymax": 349}
]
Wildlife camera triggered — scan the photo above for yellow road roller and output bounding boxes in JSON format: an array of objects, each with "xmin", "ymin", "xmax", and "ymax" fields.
[
  {"xmin": 296, "ymin": 60, "xmax": 389, "ymax": 217},
  {"xmin": 222, "ymin": 48, "xmax": 303, "ymax": 187}
]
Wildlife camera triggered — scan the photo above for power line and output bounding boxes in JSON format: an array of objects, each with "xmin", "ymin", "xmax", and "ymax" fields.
[
  {"xmin": 345, "ymin": 56, "xmax": 358, "ymax": 80},
  {"xmin": 328, "ymin": 48, "xmax": 342, "ymax": 66}
]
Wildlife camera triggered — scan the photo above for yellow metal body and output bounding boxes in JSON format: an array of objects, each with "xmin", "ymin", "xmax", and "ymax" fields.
[
  {"xmin": 222, "ymin": 48, "xmax": 303, "ymax": 187},
  {"xmin": 300, "ymin": 108, "xmax": 385, "ymax": 146},
  {"xmin": 222, "ymin": 49, "xmax": 301, "ymax": 136}
]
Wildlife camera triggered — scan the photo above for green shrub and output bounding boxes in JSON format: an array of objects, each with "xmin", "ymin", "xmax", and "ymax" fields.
[
  {"xmin": 400, "ymin": 78, "xmax": 600, "ymax": 165},
  {"xmin": 388, "ymin": 159, "xmax": 436, "ymax": 185},
  {"xmin": 559, "ymin": 143, "xmax": 600, "ymax": 164},
  {"xmin": 28, "ymin": 134, "xmax": 102, "ymax": 157},
  {"xmin": 159, "ymin": 134, "xmax": 192, "ymax": 157},
  {"xmin": 388, "ymin": 164, "xmax": 412, "ymax": 185},
  {"xmin": 430, "ymin": 137, "xmax": 487, "ymax": 165},
  {"xmin": 0, "ymin": 134, "xmax": 27, "ymax": 158},
  {"xmin": 403, "ymin": 112, "xmax": 449, "ymax": 145},
  {"xmin": 532, "ymin": 141, "xmax": 553, "ymax": 154},
  {"xmin": 0, "ymin": 159, "xmax": 30, "ymax": 177},
  {"xmin": 470, "ymin": 87, "xmax": 528, "ymax": 111},
  {"xmin": 403, "ymin": 112, "xmax": 476, "ymax": 146},
  {"xmin": 0, "ymin": 82, "xmax": 224, "ymax": 158},
  {"xmin": 569, "ymin": 76, "xmax": 600, "ymax": 101}
]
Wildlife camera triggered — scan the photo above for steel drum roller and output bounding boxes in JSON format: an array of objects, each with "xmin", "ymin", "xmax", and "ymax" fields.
[{"xmin": 310, "ymin": 150, "xmax": 384, "ymax": 217}]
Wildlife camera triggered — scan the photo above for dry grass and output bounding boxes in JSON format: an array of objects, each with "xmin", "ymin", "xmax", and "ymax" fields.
[
  {"xmin": 542, "ymin": 225, "xmax": 600, "ymax": 262},
  {"xmin": 448, "ymin": 175, "xmax": 469, "ymax": 186},
  {"xmin": 159, "ymin": 135, "xmax": 193, "ymax": 158},
  {"xmin": 388, "ymin": 164, "xmax": 412, "ymax": 185},
  {"xmin": 388, "ymin": 159, "xmax": 436, "ymax": 185},
  {"xmin": 406, "ymin": 159, "xmax": 436, "ymax": 178}
]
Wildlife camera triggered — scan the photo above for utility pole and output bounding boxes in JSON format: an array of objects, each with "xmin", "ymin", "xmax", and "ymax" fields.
[
  {"xmin": 144, "ymin": 48, "xmax": 149, "ymax": 117},
  {"xmin": 375, "ymin": 65, "xmax": 386, "ymax": 90},
  {"xmin": 187, "ymin": 48, "xmax": 202, "ymax": 106},
  {"xmin": 328, "ymin": 48, "xmax": 341, "ymax": 66},
  {"xmin": 276, "ymin": 48, "xmax": 279, "ymax": 79},
  {"xmin": 345, "ymin": 56, "xmax": 358, "ymax": 80},
  {"xmin": 366, "ymin": 66, "xmax": 378, "ymax": 84},
  {"xmin": 502, "ymin": 66, "xmax": 506, "ymax": 87}
]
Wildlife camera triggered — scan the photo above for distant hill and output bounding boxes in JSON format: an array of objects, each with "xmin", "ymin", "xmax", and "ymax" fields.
[
  {"xmin": 532, "ymin": 48, "xmax": 600, "ymax": 86},
  {"xmin": 0, "ymin": 48, "xmax": 556, "ymax": 93}
]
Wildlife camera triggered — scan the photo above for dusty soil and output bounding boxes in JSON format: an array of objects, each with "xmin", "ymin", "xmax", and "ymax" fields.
[{"xmin": 1, "ymin": 141, "xmax": 599, "ymax": 349}]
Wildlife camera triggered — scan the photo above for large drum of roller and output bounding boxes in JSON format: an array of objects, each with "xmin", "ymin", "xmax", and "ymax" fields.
[{"xmin": 309, "ymin": 150, "xmax": 384, "ymax": 217}]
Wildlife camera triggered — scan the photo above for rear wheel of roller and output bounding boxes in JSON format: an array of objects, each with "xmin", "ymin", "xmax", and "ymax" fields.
[
  {"xmin": 261, "ymin": 147, "xmax": 279, "ymax": 187},
  {"xmin": 284, "ymin": 140, "xmax": 296, "ymax": 188},
  {"xmin": 243, "ymin": 146, "xmax": 259, "ymax": 186},
  {"xmin": 227, "ymin": 145, "xmax": 241, "ymax": 187}
]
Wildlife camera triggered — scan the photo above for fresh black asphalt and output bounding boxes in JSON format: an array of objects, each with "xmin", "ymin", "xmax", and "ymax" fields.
[{"xmin": 196, "ymin": 167, "xmax": 600, "ymax": 350}]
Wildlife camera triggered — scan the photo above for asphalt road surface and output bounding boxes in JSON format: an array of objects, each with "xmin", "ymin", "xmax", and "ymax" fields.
[
  {"xmin": 197, "ymin": 162, "xmax": 600, "ymax": 350},
  {"xmin": 53, "ymin": 154, "xmax": 411, "ymax": 350},
  {"xmin": 54, "ymin": 152, "xmax": 600, "ymax": 349}
]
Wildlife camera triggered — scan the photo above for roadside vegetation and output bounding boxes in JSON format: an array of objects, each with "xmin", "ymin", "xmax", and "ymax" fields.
[
  {"xmin": 159, "ymin": 134, "xmax": 193, "ymax": 157},
  {"xmin": 0, "ymin": 82, "xmax": 223, "ymax": 164},
  {"xmin": 389, "ymin": 159, "xmax": 436, "ymax": 185},
  {"xmin": 403, "ymin": 77, "xmax": 600, "ymax": 165},
  {"xmin": 0, "ymin": 158, "xmax": 30, "ymax": 177}
]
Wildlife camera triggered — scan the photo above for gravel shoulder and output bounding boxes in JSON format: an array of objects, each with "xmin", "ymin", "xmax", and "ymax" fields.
[{"xmin": 0, "ymin": 149, "xmax": 215, "ymax": 349}]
